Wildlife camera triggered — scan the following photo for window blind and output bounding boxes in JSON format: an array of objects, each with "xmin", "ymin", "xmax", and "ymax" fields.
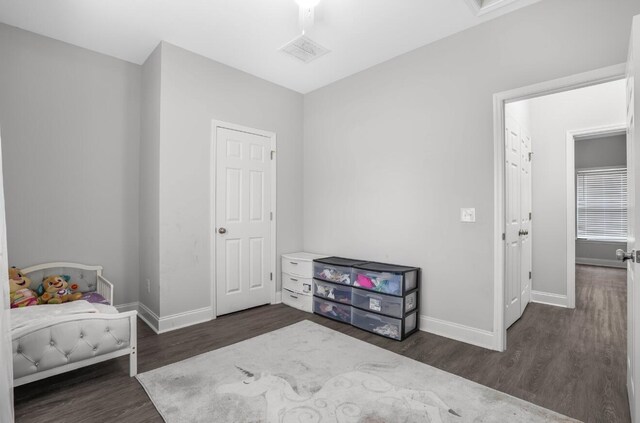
[{"xmin": 577, "ymin": 167, "xmax": 627, "ymax": 241}]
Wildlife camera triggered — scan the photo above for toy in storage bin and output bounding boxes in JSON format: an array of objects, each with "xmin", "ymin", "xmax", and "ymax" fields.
[
  {"xmin": 351, "ymin": 307, "xmax": 418, "ymax": 341},
  {"xmin": 351, "ymin": 288, "xmax": 417, "ymax": 319},
  {"xmin": 313, "ymin": 257, "xmax": 369, "ymax": 285},
  {"xmin": 313, "ymin": 297, "xmax": 351, "ymax": 323},
  {"xmin": 351, "ymin": 262, "xmax": 419, "ymax": 296},
  {"xmin": 313, "ymin": 279, "xmax": 352, "ymax": 303}
]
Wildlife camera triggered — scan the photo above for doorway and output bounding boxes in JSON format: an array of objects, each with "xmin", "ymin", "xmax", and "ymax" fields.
[
  {"xmin": 502, "ymin": 80, "xmax": 627, "ymax": 333},
  {"xmin": 493, "ymin": 63, "xmax": 627, "ymax": 348},
  {"xmin": 495, "ymin": 33, "xmax": 640, "ymax": 419},
  {"xmin": 570, "ymin": 125, "xmax": 627, "ymax": 274},
  {"xmin": 211, "ymin": 121, "xmax": 277, "ymax": 317}
]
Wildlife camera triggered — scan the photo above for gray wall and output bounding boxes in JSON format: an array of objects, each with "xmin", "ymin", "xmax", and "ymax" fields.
[
  {"xmin": 575, "ymin": 133, "xmax": 627, "ymax": 267},
  {"xmin": 139, "ymin": 44, "xmax": 162, "ymax": 315},
  {"xmin": 575, "ymin": 134, "xmax": 626, "ymax": 169},
  {"xmin": 303, "ymin": 0, "xmax": 640, "ymax": 331},
  {"xmin": 527, "ymin": 80, "xmax": 626, "ymax": 296},
  {"xmin": 0, "ymin": 23, "xmax": 141, "ymax": 306},
  {"xmin": 153, "ymin": 42, "xmax": 304, "ymax": 317}
]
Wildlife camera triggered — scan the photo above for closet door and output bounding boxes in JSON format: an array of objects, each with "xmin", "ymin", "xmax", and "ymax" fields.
[{"xmin": 215, "ymin": 126, "xmax": 273, "ymax": 316}]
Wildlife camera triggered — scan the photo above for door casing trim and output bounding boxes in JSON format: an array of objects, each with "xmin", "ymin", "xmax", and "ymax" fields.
[
  {"xmin": 210, "ymin": 120, "xmax": 277, "ymax": 319},
  {"xmin": 492, "ymin": 63, "xmax": 626, "ymax": 351}
]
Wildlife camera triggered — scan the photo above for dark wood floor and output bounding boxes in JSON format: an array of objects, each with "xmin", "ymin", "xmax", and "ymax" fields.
[{"xmin": 14, "ymin": 264, "xmax": 629, "ymax": 423}]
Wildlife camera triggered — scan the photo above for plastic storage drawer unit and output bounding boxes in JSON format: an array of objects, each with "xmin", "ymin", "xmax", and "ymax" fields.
[
  {"xmin": 351, "ymin": 307, "xmax": 418, "ymax": 341},
  {"xmin": 282, "ymin": 252, "xmax": 322, "ymax": 278},
  {"xmin": 352, "ymin": 263, "xmax": 419, "ymax": 296},
  {"xmin": 313, "ymin": 279, "xmax": 352, "ymax": 304},
  {"xmin": 351, "ymin": 288, "xmax": 417, "ymax": 318},
  {"xmin": 282, "ymin": 252, "xmax": 327, "ymax": 313},
  {"xmin": 282, "ymin": 290, "xmax": 312, "ymax": 313},
  {"xmin": 282, "ymin": 273, "xmax": 312, "ymax": 295},
  {"xmin": 313, "ymin": 257, "xmax": 369, "ymax": 286},
  {"xmin": 313, "ymin": 297, "xmax": 352, "ymax": 323}
]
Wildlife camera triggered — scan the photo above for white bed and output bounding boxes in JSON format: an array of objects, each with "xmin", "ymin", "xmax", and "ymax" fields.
[{"xmin": 11, "ymin": 262, "xmax": 137, "ymax": 387}]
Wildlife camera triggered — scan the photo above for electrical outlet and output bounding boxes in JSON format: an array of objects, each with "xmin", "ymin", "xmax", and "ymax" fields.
[{"xmin": 146, "ymin": 279, "xmax": 151, "ymax": 293}]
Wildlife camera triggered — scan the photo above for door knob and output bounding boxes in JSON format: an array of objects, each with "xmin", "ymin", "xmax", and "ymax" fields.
[
  {"xmin": 218, "ymin": 227, "xmax": 227, "ymax": 234},
  {"xmin": 519, "ymin": 230, "xmax": 529, "ymax": 236},
  {"xmin": 616, "ymin": 249, "xmax": 635, "ymax": 262}
]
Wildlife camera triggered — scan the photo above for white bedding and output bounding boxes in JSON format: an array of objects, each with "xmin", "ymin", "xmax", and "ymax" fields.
[{"xmin": 10, "ymin": 300, "xmax": 118, "ymax": 334}]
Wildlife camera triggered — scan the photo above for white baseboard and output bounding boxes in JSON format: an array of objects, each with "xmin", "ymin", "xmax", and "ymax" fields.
[
  {"xmin": 137, "ymin": 302, "xmax": 161, "ymax": 333},
  {"xmin": 419, "ymin": 315, "xmax": 497, "ymax": 351},
  {"xmin": 115, "ymin": 302, "xmax": 139, "ymax": 312},
  {"xmin": 136, "ymin": 302, "xmax": 213, "ymax": 334},
  {"xmin": 157, "ymin": 306, "xmax": 213, "ymax": 334},
  {"xmin": 576, "ymin": 257, "xmax": 625, "ymax": 268},
  {"xmin": 531, "ymin": 290, "xmax": 568, "ymax": 308}
]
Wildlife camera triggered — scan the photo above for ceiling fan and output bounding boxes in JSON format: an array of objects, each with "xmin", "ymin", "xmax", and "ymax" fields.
[{"xmin": 295, "ymin": 0, "xmax": 321, "ymax": 34}]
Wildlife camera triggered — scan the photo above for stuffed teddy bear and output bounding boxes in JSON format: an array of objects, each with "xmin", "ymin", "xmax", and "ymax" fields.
[
  {"xmin": 8, "ymin": 266, "xmax": 38, "ymax": 308},
  {"xmin": 38, "ymin": 275, "xmax": 83, "ymax": 304}
]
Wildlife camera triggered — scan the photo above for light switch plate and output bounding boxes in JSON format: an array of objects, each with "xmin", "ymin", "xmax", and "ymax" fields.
[{"xmin": 461, "ymin": 208, "xmax": 476, "ymax": 223}]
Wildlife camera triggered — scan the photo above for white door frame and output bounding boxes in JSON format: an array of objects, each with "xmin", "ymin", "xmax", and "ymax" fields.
[
  {"xmin": 210, "ymin": 120, "xmax": 277, "ymax": 319},
  {"xmin": 493, "ymin": 63, "xmax": 627, "ymax": 351},
  {"xmin": 566, "ymin": 124, "xmax": 627, "ymax": 308},
  {"xmin": 0, "ymin": 127, "xmax": 14, "ymax": 423}
]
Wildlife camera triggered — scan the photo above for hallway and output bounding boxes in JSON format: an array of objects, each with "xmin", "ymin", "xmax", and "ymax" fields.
[{"xmin": 503, "ymin": 264, "xmax": 628, "ymax": 422}]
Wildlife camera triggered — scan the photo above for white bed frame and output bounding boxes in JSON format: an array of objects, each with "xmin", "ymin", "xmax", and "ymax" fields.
[
  {"xmin": 12, "ymin": 262, "xmax": 137, "ymax": 387},
  {"xmin": 22, "ymin": 262, "xmax": 115, "ymax": 305}
]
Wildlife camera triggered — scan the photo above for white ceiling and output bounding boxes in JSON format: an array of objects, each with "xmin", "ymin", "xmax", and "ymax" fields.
[{"xmin": 0, "ymin": 0, "xmax": 541, "ymax": 93}]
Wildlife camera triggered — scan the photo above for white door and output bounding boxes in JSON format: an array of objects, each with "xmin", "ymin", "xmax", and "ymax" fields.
[
  {"xmin": 625, "ymin": 16, "xmax": 640, "ymax": 422},
  {"xmin": 505, "ymin": 114, "xmax": 532, "ymax": 329},
  {"xmin": 0, "ymin": 129, "xmax": 14, "ymax": 422},
  {"xmin": 505, "ymin": 115, "xmax": 522, "ymax": 328},
  {"xmin": 520, "ymin": 128, "xmax": 532, "ymax": 312},
  {"xmin": 215, "ymin": 126, "xmax": 273, "ymax": 316}
]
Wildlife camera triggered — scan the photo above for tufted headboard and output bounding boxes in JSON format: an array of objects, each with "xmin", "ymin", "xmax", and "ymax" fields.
[{"xmin": 22, "ymin": 263, "xmax": 103, "ymax": 293}]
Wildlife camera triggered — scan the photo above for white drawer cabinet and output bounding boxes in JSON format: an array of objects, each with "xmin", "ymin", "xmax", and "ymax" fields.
[
  {"xmin": 282, "ymin": 289, "xmax": 312, "ymax": 313},
  {"xmin": 282, "ymin": 252, "xmax": 318, "ymax": 278},
  {"xmin": 282, "ymin": 273, "xmax": 312, "ymax": 295},
  {"xmin": 281, "ymin": 252, "xmax": 326, "ymax": 313}
]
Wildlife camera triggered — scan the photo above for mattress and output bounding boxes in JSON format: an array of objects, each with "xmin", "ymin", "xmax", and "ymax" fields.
[{"xmin": 11, "ymin": 300, "xmax": 117, "ymax": 335}]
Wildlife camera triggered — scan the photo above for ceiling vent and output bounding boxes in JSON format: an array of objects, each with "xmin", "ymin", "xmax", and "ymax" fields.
[
  {"xmin": 464, "ymin": 0, "xmax": 522, "ymax": 16},
  {"xmin": 279, "ymin": 35, "xmax": 330, "ymax": 64}
]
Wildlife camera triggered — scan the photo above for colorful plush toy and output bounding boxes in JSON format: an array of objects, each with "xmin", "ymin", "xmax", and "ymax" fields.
[
  {"xmin": 8, "ymin": 267, "xmax": 38, "ymax": 308},
  {"xmin": 356, "ymin": 274, "xmax": 374, "ymax": 289},
  {"xmin": 38, "ymin": 275, "xmax": 83, "ymax": 304}
]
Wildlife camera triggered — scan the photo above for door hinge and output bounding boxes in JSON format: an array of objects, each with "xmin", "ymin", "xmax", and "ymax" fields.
[
  {"xmin": 270, "ymin": 151, "xmax": 275, "ymax": 160},
  {"xmin": 270, "ymin": 212, "xmax": 273, "ymax": 221},
  {"xmin": 270, "ymin": 272, "xmax": 273, "ymax": 281},
  {"xmin": 529, "ymin": 271, "xmax": 532, "ymax": 280},
  {"xmin": 529, "ymin": 212, "xmax": 532, "ymax": 220},
  {"xmin": 502, "ymin": 233, "xmax": 505, "ymax": 241},
  {"xmin": 528, "ymin": 152, "xmax": 533, "ymax": 161}
]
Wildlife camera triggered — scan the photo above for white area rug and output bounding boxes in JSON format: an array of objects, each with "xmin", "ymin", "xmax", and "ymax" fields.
[{"xmin": 137, "ymin": 320, "xmax": 577, "ymax": 423}]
